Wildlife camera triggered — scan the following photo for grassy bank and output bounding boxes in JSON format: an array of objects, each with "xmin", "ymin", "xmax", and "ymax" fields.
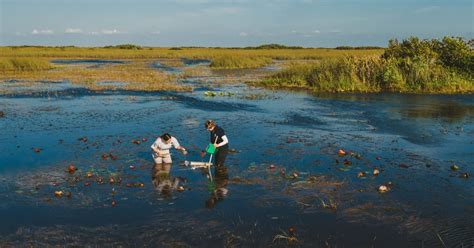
[
  {"xmin": 261, "ymin": 37, "xmax": 474, "ymax": 94},
  {"xmin": 0, "ymin": 58, "xmax": 54, "ymax": 71},
  {"xmin": 210, "ymin": 55, "xmax": 272, "ymax": 69}
]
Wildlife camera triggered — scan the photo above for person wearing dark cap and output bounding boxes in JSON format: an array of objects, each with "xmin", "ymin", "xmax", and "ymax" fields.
[
  {"xmin": 204, "ymin": 120, "xmax": 229, "ymax": 167},
  {"xmin": 151, "ymin": 133, "xmax": 187, "ymax": 164}
]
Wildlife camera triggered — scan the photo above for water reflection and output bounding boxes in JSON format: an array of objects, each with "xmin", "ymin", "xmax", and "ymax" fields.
[
  {"xmin": 151, "ymin": 163, "xmax": 182, "ymax": 198},
  {"xmin": 396, "ymin": 101, "xmax": 474, "ymax": 123},
  {"xmin": 205, "ymin": 166, "xmax": 229, "ymax": 209}
]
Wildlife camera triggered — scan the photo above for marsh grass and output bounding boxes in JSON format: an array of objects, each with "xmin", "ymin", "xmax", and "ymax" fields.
[
  {"xmin": 262, "ymin": 56, "xmax": 473, "ymax": 93},
  {"xmin": 0, "ymin": 46, "xmax": 384, "ymax": 60},
  {"xmin": 210, "ymin": 56, "xmax": 272, "ymax": 69},
  {"xmin": 0, "ymin": 60, "xmax": 187, "ymax": 91},
  {"xmin": 0, "ymin": 58, "xmax": 54, "ymax": 71}
]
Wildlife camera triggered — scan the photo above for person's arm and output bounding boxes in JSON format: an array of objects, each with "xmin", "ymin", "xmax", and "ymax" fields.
[
  {"xmin": 215, "ymin": 135, "xmax": 228, "ymax": 147},
  {"xmin": 171, "ymin": 137, "xmax": 186, "ymax": 151}
]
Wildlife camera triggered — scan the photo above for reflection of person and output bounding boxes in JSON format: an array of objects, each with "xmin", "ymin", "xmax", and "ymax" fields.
[
  {"xmin": 205, "ymin": 166, "xmax": 229, "ymax": 209},
  {"xmin": 151, "ymin": 133, "xmax": 186, "ymax": 164},
  {"xmin": 204, "ymin": 120, "xmax": 229, "ymax": 167},
  {"xmin": 151, "ymin": 163, "xmax": 181, "ymax": 197}
]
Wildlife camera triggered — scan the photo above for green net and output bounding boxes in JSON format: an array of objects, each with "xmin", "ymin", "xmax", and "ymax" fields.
[{"xmin": 206, "ymin": 143, "xmax": 216, "ymax": 154}]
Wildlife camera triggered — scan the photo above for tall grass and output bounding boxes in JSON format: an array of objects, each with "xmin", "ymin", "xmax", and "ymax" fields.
[
  {"xmin": 0, "ymin": 46, "xmax": 384, "ymax": 61},
  {"xmin": 262, "ymin": 56, "xmax": 473, "ymax": 93},
  {"xmin": 262, "ymin": 37, "xmax": 473, "ymax": 94},
  {"xmin": 0, "ymin": 58, "xmax": 53, "ymax": 71},
  {"xmin": 210, "ymin": 56, "xmax": 272, "ymax": 69}
]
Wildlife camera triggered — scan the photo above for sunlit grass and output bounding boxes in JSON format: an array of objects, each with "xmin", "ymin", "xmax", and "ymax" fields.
[
  {"xmin": 0, "ymin": 46, "xmax": 384, "ymax": 60},
  {"xmin": 0, "ymin": 57, "xmax": 54, "ymax": 71},
  {"xmin": 210, "ymin": 55, "xmax": 272, "ymax": 69},
  {"xmin": 261, "ymin": 56, "xmax": 474, "ymax": 93},
  {"xmin": 0, "ymin": 60, "xmax": 188, "ymax": 91}
]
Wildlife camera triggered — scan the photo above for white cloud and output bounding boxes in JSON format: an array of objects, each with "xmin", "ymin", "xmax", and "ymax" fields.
[
  {"xmin": 65, "ymin": 28, "xmax": 83, "ymax": 34},
  {"xmin": 31, "ymin": 29, "xmax": 54, "ymax": 35},
  {"xmin": 291, "ymin": 29, "xmax": 321, "ymax": 36},
  {"xmin": 101, "ymin": 29, "xmax": 121, "ymax": 34},
  {"xmin": 239, "ymin": 32, "xmax": 248, "ymax": 37}
]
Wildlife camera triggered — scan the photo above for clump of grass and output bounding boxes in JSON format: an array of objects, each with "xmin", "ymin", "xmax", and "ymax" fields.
[
  {"xmin": 0, "ymin": 58, "xmax": 54, "ymax": 71},
  {"xmin": 261, "ymin": 37, "xmax": 474, "ymax": 94},
  {"xmin": 210, "ymin": 56, "xmax": 273, "ymax": 69}
]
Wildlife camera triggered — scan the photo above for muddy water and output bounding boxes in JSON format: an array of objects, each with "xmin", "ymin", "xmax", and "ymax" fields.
[{"xmin": 0, "ymin": 76, "xmax": 473, "ymax": 247}]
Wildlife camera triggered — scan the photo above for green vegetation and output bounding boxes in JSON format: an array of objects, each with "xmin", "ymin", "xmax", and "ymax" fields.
[
  {"xmin": 0, "ymin": 58, "xmax": 54, "ymax": 71},
  {"xmin": 104, "ymin": 44, "xmax": 143, "ymax": 50},
  {"xmin": 335, "ymin": 46, "xmax": 383, "ymax": 50},
  {"xmin": 247, "ymin": 44, "xmax": 304, "ymax": 50},
  {"xmin": 0, "ymin": 46, "xmax": 383, "ymax": 61},
  {"xmin": 210, "ymin": 55, "xmax": 272, "ymax": 69},
  {"xmin": 262, "ymin": 37, "xmax": 473, "ymax": 93},
  {"xmin": 1, "ymin": 38, "xmax": 471, "ymax": 93}
]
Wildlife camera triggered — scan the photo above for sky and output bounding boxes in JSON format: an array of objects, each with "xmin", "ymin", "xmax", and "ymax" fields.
[{"xmin": 0, "ymin": 0, "xmax": 472, "ymax": 47}]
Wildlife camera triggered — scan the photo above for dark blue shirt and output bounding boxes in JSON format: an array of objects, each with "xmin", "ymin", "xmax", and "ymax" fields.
[{"xmin": 210, "ymin": 125, "xmax": 228, "ymax": 148}]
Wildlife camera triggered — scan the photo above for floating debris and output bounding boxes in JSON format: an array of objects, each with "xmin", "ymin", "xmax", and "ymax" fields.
[
  {"xmin": 228, "ymin": 148, "xmax": 240, "ymax": 154},
  {"xmin": 78, "ymin": 137, "xmax": 88, "ymax": 143},
  {"xmin": 109, "ymin": 153, "xmax": 118, "ymax": 161},
  {"xmin": 338, "ymin": 149, "xmax": 346, "ymax": 156},
  {"xmin": 126, "ymin": 182, "xmax": 144, "ymax": 188},
  {"xmin": 67, "ymin": 164, "xmax": 77, "ymax": 174},
  {"xmin": 86, "ymin": 172, "xmax": 93, "ymax": 178},
  {"xmin": 101, "ymin": 153, "xmax": 109, "ymax": 160},
  {"xmin": 32, "ymin": 147, "xmax": 42, "ymax": 153},
  {"xmin": 343, "ymin": 159, "xmax": 352, "ymax": 166},
  {"xmin": 132, "ymin": 139, "xmax": 141, "ymax": 145},
  {"xmin": 288, "ymin": 226, "xmax": 296, "ymax": 236},
  {"xmin": 111, "ymin": 200, "xmax": 117, "ymax": 207},
  {"xmin": 129, "ymin": 165, "xmax": 136, "ymax": 170},
  {"xmin": 357, "ymin": 171, "xmax": 366, "ymax": 178},
  {"xmin": 142, "ymin": 137, "xmax": 148, "ymax": 142},
  {"xmin": 0, "ymin": 111, "xmax": 4, "ymax": 118},
  {"xmin": 373, "ymin": 168, "xmax": 380, "ymax": 176},
  {"xmin": 399, "ymin": 163, "xmax": 409, "ymax": 169},
  {"xmin": 451, "ymin": 164, "xmax": 460, "ymax": 171},
  {"xmin": 177, "ymin": 186, "xmax": 185, "ymax": 192},
  {"xmin": 54, "ymin": 191, "xmax": 63, "ymax": 197},
  {"xmin": 378, "ymin": 185, "xmax": 389, "ymax": 193},
  {"xmin": 268, "ymin": 164, "xmax": 276, "ymax": 169},
  {"xmin": 460, "ymin": 172, "xmax": 469, "ymax": 179}
]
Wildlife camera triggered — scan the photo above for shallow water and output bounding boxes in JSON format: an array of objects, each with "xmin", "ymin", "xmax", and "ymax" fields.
[{"xmin": 0, "ymin": 77, "xmax": 473, "ymax": 247}]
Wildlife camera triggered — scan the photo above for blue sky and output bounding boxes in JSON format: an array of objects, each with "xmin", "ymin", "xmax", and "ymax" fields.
[{"xmin": 0, "ymin": 0, "xmax": 472, "ymax": 47}]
